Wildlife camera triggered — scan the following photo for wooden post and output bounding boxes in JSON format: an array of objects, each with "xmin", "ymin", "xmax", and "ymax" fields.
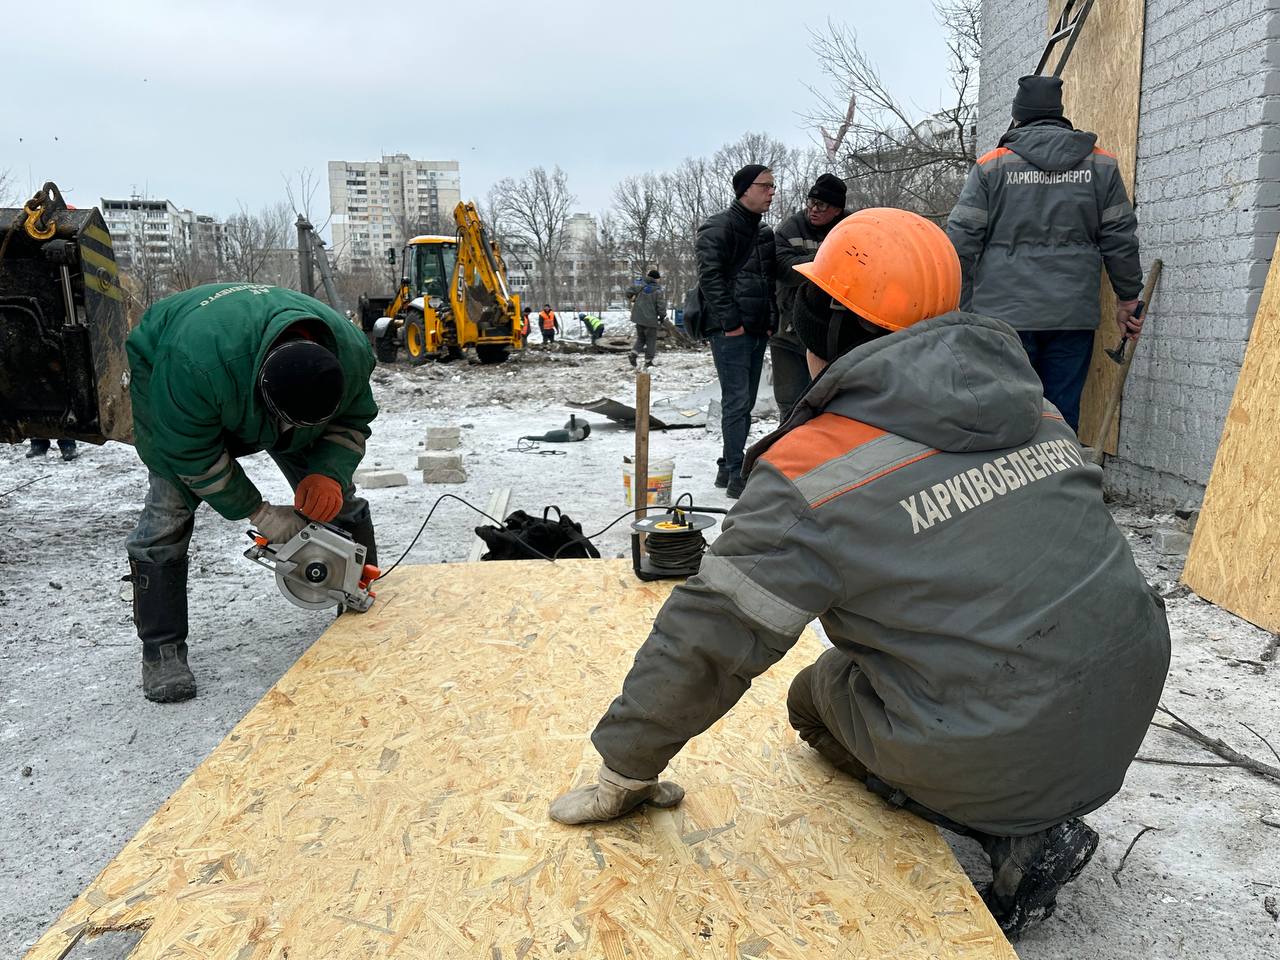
[{"xmin": 634, "ymin": 371, "xmax": 651, "ymax": 522}]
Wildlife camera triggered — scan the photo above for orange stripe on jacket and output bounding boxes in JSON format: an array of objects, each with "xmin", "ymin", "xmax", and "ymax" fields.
[
  {"xmin": 762, "ymin": 413, "xmax": 887, "ymax": 481},
  {"xmin": 977, "ymin": 146, "xmax": 1013, "ymax": 165},
  {"xmin": 1093, "ymin": 146, "xmax": 1117, "ymax": 158}
]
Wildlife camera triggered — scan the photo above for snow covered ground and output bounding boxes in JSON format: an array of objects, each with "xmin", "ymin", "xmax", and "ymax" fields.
[{"xmin": 2, "ymin": 341, "xmax": 1278, "ymax": 958}]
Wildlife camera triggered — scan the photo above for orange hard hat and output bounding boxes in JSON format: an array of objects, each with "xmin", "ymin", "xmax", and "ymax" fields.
[{"xmin": 793, "ymin": 208, "xmax": 961, "ymax": 332}]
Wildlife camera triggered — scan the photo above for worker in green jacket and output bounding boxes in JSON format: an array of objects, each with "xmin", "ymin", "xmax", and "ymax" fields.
[{"xmin": 124, "ymin": 283, "xmax": 379, "ymax": 703}]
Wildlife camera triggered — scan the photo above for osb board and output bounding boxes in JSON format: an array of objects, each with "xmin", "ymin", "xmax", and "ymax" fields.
[
  {"xmin": 1183, "ymin": 238, "xmax": 1280, "ymax": 629},
  {"xmin": 1050, "ymin": 0, "xmax": 1146, "ymax": 453},
  {"xmin": 28, "ymin": 560, "xmax": 1014, "ymax": 960}
]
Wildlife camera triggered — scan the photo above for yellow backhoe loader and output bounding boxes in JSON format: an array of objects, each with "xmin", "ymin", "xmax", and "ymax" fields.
[{"xmin": 356, "ymin": 201, "xmax": 522, "ymax": 365}]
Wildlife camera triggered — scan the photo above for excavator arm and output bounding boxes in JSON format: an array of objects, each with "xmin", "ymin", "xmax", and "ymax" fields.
[{"xmin": 451, "ymin": 201, "xmax": 521, "ymax": 342}]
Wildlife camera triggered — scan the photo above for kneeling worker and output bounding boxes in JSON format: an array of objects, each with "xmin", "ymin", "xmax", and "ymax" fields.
[
  {"xmin": 125, "ymin": 282, "xmax": 379, "ymax": 704},
  {"xmin": 550, "ymin": 209, "xmax": 1170, "ymax": 939}
]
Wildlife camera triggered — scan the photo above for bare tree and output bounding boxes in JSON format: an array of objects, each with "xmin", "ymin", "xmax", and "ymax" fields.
[
  {"xmin": 0, "ymin": 169, "xmax": 18, "ymax": 207},
  {"xmin": 612, "ymin": 173, "xmax": 668, "ymax": 274},
  {"xmin": 488, "ymin": 166, "xmax": 576, "ymax": 304},
  {"xmin": 283, "ymin": 168, "xmax": 329, "ymax": 231},
  {"xmin": 224, "ymin": 201, "xmax": 293, "ymax": 283},
  {"xmin": 807, "ymin": 2, "xmax": 980, "ymax": 220}
]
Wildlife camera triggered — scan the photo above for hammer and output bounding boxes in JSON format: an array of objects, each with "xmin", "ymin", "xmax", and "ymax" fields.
[
  {"xmin": 1091, "ymin": 258, "xmax": 1163, "ymax": 465},
  {"xmin": 1104, "ymin": 259, "xmax": 1163, "ymax": 364}
]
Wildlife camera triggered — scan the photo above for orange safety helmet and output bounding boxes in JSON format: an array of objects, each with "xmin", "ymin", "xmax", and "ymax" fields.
[{"xmin": 792, "ymin": 208, "xmax": 961, "ymax": 333}]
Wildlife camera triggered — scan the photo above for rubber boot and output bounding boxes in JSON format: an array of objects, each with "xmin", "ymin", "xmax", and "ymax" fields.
[
  {"xmin": 979, "ymin": 818, "xmax": 1099, "ymax": 939},
  {"xmin": 131, "ymin": 558, "xmax": 197, "ymax": 703}
]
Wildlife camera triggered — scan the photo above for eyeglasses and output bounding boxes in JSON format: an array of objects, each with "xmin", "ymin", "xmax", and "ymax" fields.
[
  {"xmin": 806, "ymin": 199, "xmax": 834, "ymax": 212},
  {"xmin": 752, "ymin": 180, "xmax": 777, "ymax": 191}
]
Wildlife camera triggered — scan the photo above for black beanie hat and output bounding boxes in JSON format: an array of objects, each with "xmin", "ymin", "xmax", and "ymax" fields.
[
  {"xmin": 258, "ymin": 338, "xmax": 345, "ymax": 427},
  {"xmin": 1011, "ymin": 75, "xmax": 1064, "ymax": 122},
  {"xmin": 647, "ymin": 268, "xmax": 660, "ymax": 280},
  {"xmin": 808, "ymin": 173, "xmax": 847, "ymax": 208},
  {"xmin": 732, "ymin": 163, "xmax": 769, "ymax": 198}
]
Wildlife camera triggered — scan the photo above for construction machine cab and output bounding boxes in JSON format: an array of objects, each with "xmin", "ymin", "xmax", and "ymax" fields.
[
  {"xmin": 410, "ymin": 240, "xmax": 457, "ymax": 300},
  {"xmin": 0, "ymin": 182, "xmax": 133, "ymax": 445}
]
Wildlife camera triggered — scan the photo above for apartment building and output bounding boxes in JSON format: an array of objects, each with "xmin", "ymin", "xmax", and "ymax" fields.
[
  {"xmin": 100, "ymin": 197, "xmax": 227, "ymax": 269},
  {"xmin": 327, "ymin": 154, "xmax": 462, "ymax": 269}
]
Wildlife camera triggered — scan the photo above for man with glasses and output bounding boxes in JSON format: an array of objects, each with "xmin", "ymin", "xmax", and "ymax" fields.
[
  {"xmin": 771, "ymin": 174, "xmax": 850, "ymax": 416},
  {"xmin": 694, "ymin": 163, "xmax": 778, "ymax": 498},
  {"xmin": 124, "ymin": 283, "xmax": 379, "ymax": 703}
]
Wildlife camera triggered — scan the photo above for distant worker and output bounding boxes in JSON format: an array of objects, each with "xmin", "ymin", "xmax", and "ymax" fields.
[
  {"xmin": 550, "ymin": 209, "xmax": 1170, "ymax": 941},
  {"xmin": 772, "ymin": 173, "xmax": 850, "ymax": 416},
  {"xmin": 125, "ymin": 283, "xmax": 379, "ymax": 704},
  {"xmin": 26, "ymin": 438, "xmax": 78, "ymax": 461},
  {"xmin": 520, "ymin": 306, "xmax": 533, "ymax": 343},
  {"xmin": 946, "ymin": 75, "xmax": 1143, "ymax": 433},
  {"xmin": 578, "ymin": 312, "xmax": 605, "ymax": 344},
  {"xmin": 695, "ymin": 163, "xmax": 777, "ymax": 498},
  {"xmin": 539, "ymin": 304, "xmax": 559, "ymax": 344},
  {"xmin": 627, "ymin": 269, "xmax": 666, "ymax": 369}
]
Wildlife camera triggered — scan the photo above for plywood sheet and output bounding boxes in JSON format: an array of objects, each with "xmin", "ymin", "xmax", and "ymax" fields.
[
  {"xmin": 27, "ymin": 560, "xmax": 1014, "ymax": 959},
  {"xmin": 1051, "ymin": 0, "xmax": 1147, "ymax": 452},
  {"xmin": 1183, "ymin": 238, "xmax": 1280, "ymax": 629}
]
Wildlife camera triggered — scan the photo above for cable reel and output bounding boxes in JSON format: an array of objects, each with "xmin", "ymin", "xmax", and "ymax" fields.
[{"xmin": 630, "ymin": 506, "xmax": 721, "ymax": 581}]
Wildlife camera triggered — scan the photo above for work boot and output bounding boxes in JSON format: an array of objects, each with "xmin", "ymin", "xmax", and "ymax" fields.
[
  {"xmin": 25, "ymin": 443, "xmax": 47, "ymax": 458},
  {"xmin": 627, "ymin": 353, "xmax": 637, "ymax": 368},
  {"xmin": 130, "ymin": 558, "xmax": 196, "ymax": 703},
  {"xmin": 714, "ymin": 458, "xmax": 729, "ymax": 488},
  {"xmin": 979, "ymin": 818, "xmax": 1099, "ymax": 939},
  {"xmin": 726, "ymin": 474, "xmax": 746, "ymax": 499},
  {"xmin": 60, "ymin": 448, "xmax": 79, "ymax": 462}
]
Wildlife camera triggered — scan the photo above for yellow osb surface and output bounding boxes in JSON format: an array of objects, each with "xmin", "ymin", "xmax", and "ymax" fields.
[
  {"xmin": 1052, "ymin": 0, "xmax": 1146, "ymax": 453},
  {"xmin": 1183, "ymin": 238, "xmax": 1280, "ymax": 630},
  {"xmin": 28, "ymin": 560, "xmax": 1014, "ymax": 959}
]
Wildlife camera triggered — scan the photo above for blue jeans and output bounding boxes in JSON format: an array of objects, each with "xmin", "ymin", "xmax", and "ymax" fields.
[
  {"xmin": 126, "ymin": 452, "xmax": 372, "ymax": 565},
  {"xmin": 711, "ymin": 331, "xmax": 768, "ymax": 475},
  {"xmin": 1018, "ymin": 330, "xmax": 1095, "ymax": 433}
]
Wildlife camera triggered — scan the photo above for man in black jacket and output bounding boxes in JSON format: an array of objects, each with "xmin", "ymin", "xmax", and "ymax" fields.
[
  {"xmin": 771, "ymin": 173, "xmax": 849, "ymax": 415},
  {"xmin": 695, "ymin": 163, "xmax": 778, "ymax": 498}
]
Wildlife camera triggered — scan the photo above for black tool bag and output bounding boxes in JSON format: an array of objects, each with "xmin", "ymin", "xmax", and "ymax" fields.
[{"xmin": 475, "ymin": 506, "xmax": 601, "ymax": 561}]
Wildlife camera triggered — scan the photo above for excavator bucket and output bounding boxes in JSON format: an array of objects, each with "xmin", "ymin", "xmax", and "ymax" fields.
[{"xmin": 0, "ymin": 191, "xmax": 133, "ymax": 445}]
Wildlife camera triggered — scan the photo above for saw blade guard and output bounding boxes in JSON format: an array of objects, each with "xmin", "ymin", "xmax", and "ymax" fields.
[{"xmin": 245, "ymin": 521, "xmax": 376, "ymax": 612}]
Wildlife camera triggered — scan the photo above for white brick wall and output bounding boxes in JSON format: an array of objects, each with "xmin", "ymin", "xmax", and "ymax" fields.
[{"xmin": 976, "ymin": 0, "xmax": 1280, "ymax": 506}]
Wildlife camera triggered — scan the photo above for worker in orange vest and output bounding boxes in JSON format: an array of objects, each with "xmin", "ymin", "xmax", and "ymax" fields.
[
  {"xmin": 538, "ymin": 304, "xmax": 560, "ymax": 343},
  {"xmin": 520, "ymin": 307, "xmax": 533, "ymax": 344}
]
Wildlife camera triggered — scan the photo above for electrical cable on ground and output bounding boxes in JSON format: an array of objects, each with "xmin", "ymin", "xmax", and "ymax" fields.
[{"xmin": 379, "ymin": 493, "xmax": 730, "ymax": 579}]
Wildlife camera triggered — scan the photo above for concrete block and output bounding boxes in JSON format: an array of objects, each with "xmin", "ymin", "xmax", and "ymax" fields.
[
  {"xmin": 418, "ymin": 452, "xmax": 462, "ymax": 471},
  {"xmin": 425, "ymin": 426, "xmax": 462, "ymax": 450},
  {"xmin": 421, "ymin": 451, "xmax": 466, "ymax": 483},
  {"xmin": 1153, "ymin": 527, "xmax": 1193, "ymax": 555},
  {"xmin": 355, "ymin": 469, "xmax": 409, "ymax": 489}
]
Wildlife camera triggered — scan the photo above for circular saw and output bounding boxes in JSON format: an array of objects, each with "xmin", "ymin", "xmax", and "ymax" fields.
[{"xmin": 244, "ymin": 520, "xmax": 380, "ymax": 613}]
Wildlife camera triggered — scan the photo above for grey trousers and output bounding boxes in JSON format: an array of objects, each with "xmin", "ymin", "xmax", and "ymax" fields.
[
  {"xmin": 631, "ymin": 326, "xmax": 657, "ymax": 362},
  {"xmin": 126, "ymin": 453, "xmax": 372, "ymax": 565}
]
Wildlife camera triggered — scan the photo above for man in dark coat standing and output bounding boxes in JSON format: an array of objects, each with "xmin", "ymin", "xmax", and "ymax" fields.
[
  {"xmin": 946, "ymin": 75, "xmax": 1144, "ymax": 433},
  {"xmin": 771, "ymin": 173, "xmax": 850, "ymax": 416},
  {"xmin": 694, "ymin": 163, "xmax": 778, "ymax": 498}
]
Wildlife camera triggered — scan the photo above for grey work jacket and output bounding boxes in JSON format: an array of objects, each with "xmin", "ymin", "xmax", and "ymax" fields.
[
  {"xmin": 946, "ymin": 121, "xmax": 1142, "ymax": 331},
  {"xmin": 591, "ymin": 312, "xmax": 1170, "ymax": 835}
]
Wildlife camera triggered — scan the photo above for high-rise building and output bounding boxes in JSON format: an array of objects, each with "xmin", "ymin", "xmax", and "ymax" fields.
[
  {"xmin": 327, "ymin": 154, "xmax": 462, "ymax": 269},
  {"xmin": 100, "ymin": 197, "xmax": 227, "ymax": 270}
]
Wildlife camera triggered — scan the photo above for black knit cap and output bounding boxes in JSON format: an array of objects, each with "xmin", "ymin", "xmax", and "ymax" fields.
[
  {"xmin": 647, "ymin": 268, "xmax": 661, "ymax": 280},
  {"xmin": 732, "ymin": 163, "xmax": 769, "ymax": 198},
  {"xmin": 1012, "ymin": 75, "xmax": 1064, "ymax": 122},
  {"xmin": 808, "ymin": 173, "xmax": 847, "ymax": 208},
  {"xmin": 258, "ymin": 338, "xmax": 345, "ymax": 427}
]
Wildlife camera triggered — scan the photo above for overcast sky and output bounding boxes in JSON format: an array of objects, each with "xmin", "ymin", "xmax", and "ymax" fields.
[{"xmin": 4, "ymin": 0, "xmax": 955, "ymax": 227}]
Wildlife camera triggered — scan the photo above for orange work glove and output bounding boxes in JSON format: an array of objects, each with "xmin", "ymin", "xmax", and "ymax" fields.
[{"xmin": 294, "ymin": 474, "xmax": 344, "ymax": 522}]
